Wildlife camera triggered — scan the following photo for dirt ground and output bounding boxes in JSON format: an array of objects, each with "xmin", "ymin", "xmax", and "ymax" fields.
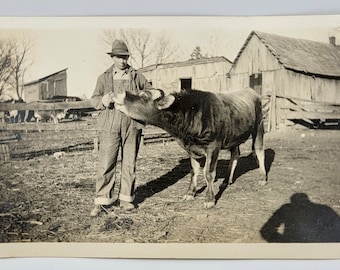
[{"xmin": 0, "ymin": 119, "xmax": 339, "ymax": 243}]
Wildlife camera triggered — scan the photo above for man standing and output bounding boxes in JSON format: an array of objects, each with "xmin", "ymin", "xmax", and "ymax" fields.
[{"xmin": 90, "ymin": 40, "xmax": 151, "ymax": 216}]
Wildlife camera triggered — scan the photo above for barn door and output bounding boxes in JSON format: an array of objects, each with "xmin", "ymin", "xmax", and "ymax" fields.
[
  {"xmin": 249, "ymin": 73, "xmax": 262, "ymax": 95},
  {"xmin": 39, "ymin": 82, "xmax": 48, "ymax": 100}
]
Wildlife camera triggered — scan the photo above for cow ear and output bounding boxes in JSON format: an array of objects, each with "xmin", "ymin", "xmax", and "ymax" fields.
[{"xmin": 156, "ymin": 95, "xmax": 175, "ymax": 110}]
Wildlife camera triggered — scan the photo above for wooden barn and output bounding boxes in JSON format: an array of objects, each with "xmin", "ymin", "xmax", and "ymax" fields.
[
  {"xmin": 22, "ymin": 68, "xmax": 68, "ymax": 102},
  {"xmin": 140, "ymin": 57, "xmax": 232, "ymax": 93},
  {"xmin": 228, "ymin": 31, "xmax": 340, "ymax": 130}
]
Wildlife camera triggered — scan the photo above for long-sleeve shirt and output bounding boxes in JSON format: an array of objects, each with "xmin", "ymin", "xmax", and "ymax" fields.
[{"xmin": 91, "ymin": 64, "xmax": 151, "ymax": 131}]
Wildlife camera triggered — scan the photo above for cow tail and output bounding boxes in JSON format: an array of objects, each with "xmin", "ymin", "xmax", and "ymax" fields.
[
  {"xmin": 251, "ymin": 97, "xmax": 265, "ymax": 153},
  {"xmin": 256, "ymin": 97, "xmax": 264, "ymax": 134}
]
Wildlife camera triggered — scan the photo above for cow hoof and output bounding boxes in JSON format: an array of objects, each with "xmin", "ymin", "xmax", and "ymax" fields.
[
  {"xmin": 183, "ymin": 194, "xmax": 195, "ymax": 201},
  {"xmin": 258, "ymin": 180, "xmax": 267, "ymax": 186},
  {"xmin": 203, "ymin": 202, "xmax": 215, "ymax": 209}
]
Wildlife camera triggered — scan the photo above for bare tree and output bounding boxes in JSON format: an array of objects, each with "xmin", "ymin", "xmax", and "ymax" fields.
[
  {"xmin": 153, "ymin": 32, "xmax": 180, "ymax": 65},
  {"xmin": 103, "ymin": 28, "xmax": 153, "ymax": 69},
  {"xmin": 103, "ymin": 29, "xmax": 181, "ymax": 68},
  {"xmin": 12, "ymin": 33, "xmax": 33, "ymax": 100},
  {"xmin": 0, "ymin": 38, "xmax": 15, "ymax": 97},
  {"xmin": 0, "ymin": 32, "xmax": 33, "ymax": 100}
]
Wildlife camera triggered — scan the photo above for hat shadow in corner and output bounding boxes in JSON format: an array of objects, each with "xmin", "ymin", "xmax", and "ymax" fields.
[{"xmin": 260, "ymin": 193, "xmax": 340, "ymax": 242}]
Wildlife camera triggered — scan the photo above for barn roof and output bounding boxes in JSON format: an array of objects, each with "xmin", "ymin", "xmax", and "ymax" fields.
[
  {"xmin": 235, "ymin": 31, "xmax": 340, "ymax": 78},
  {"xmin": 140, "ymin": 56, "xmax": 232, "ymax": 72},
  {"xmin": 24, "ymin": 68, "xmax": 68, "ymax": 86}
]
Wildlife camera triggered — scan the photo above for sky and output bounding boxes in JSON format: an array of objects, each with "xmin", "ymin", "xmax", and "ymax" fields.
[{"xmin": 1, "ymin": 15, "xmax": 340, "ymax": 99}]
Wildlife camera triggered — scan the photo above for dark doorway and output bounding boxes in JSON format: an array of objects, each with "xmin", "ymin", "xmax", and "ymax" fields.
[
  {"xmin": 249, "ymin": 73, "xmax": 262, "ymax": 95},
  {"xmin": 40, "ymin": 82, "xmax": 48, "ymax": 100},
  {"xmin": 180, "ymin": 78, "xmax": 192, "ymax": 91}
]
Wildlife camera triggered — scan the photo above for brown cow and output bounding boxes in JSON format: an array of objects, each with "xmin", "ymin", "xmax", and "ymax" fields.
[{"xmin": 112, "ymin": 88, "xmax": 267, "ymax": 208}]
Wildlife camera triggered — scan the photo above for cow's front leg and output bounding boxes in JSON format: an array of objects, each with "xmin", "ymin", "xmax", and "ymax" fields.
[
  {"xmin": 203, "ymin": 149, "xmax": 219, "ymax": 209},
  {"xmin": 183, "ymin": 157, "xmax": 200, "ymax": 201}
]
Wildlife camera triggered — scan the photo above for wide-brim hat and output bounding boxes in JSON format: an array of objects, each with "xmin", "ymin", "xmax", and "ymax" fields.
[{"xmin": 107, "ymin": 40, "xmax": 130, "ymax": 56}]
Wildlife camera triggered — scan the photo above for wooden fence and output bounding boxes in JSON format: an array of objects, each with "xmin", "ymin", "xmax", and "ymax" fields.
[
  {"xmin": 1, "ymin": 95, "xmax": 339, "ymax": 161},
  {"xmin": 0, "ymin": 117, "xmax": 170, "ymax": 162},
  {"xmin": 262, "ymin": 93, "xmax": 340, "ymax": 131},
  {"xmin": 0, "ymin": 100, "xmax": 93, "ymax": 111}
]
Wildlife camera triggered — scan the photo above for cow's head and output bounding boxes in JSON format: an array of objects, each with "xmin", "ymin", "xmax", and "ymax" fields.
[{"xmin": 111, "ymin": 88, "xmax": 176, "ymax": 122}]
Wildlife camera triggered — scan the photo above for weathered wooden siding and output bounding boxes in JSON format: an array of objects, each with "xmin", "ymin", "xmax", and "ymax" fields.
[
  {"xmin": 228, "ymin": 35, "xmax": 284, "ymax": 91},
  {"xmin": 22, "ymin": 84, "xmax": 40, "ymax": 102},
  {"xmin": 228, "ymin": 34, "xmax": 340, "ymax": 129},
  {"xmin": 284, "ymin": 71, "xmax": 340, "ymax": 103},
  {"xmin": 141, "ymin": 61, "xmax": 231, "ymax": 93},
  {"xmin": 261, "ymin": 69, "xmax": 340, "ymax": 103},
  {"xmin": 23, "ymin": 70, "xmax": 67, "ymax": 102},
  {"xmin": 229, "ymin": 34, "xmax": 340, "ymax": 103}
]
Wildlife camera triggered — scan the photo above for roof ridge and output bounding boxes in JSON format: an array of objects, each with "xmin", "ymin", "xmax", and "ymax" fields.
[
  {"xmin": 234, "ymin": 30, "xmax": 340, "ymax": 78},
  {"xmin": 140, "ymin": 56, "xmax": 232, "ymax": 71}
]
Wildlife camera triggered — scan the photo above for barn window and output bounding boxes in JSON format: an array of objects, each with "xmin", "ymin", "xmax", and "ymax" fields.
[
  {"xmin": 249, "ymin": 73, "xmax": 262, "ymax": 95},
  {"xmin": 180, "ymin": 78, "xmax": 192, "ymax": 91}
]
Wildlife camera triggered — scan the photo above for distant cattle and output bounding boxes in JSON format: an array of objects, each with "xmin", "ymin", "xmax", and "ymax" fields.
[
  {"xmin": 112, "ymin": 88, "xmax": 267, "ymax": 208},
  {"xmin": 2, "ymin": 99, "xmax": 33, "ymax": 123},
  {"xmin": 47, "ymin": 95, "xmax": 92, "ymax": 120},
  {"xmin": 1, "ymin": 96, "xmax": 80, "ymax": 124},
  {"xmin": 34, "ymin": 109, "xmax": 68, "ymax": 124}
]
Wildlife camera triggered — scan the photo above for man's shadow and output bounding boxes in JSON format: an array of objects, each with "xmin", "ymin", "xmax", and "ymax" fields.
[
  {"xmin": 260, "ymin": 193, "xmax": 340, "ymax": 242},
  {"xmin": 135, "ymin": 148, "xmax": 275, "ymax": 205}
]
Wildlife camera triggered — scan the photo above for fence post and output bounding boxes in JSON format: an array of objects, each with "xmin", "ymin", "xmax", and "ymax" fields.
[
  {"xmin": 0, "ymin": 144, "xmax": 10, "ymax": 162},
  {"xmin": 141, "ymin": 134, "xmax": 145, "ymax": 145},
  {"xmin": 93, "ymin": 137, "xmax": 99, "ymax": 152},
  {"xmin": 269, "ymin": 93, "xmax": 277, "ymax": 131}
]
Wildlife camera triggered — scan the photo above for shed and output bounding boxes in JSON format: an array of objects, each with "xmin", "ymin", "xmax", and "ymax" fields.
[
  {"xmin": 228, "ymin": 31, "xmax": 340, "ymax": 129},
  {"xmin": 23, "ymin": 68, "xmax": 68, "ymax": 102},
  {"xmin": 140, "ymin": 57, "xmax": 232, "ymax": 93}
]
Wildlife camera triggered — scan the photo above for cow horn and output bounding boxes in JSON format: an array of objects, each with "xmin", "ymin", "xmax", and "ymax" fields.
[
  {"xmin": 157, "ymin": 95, "xmax": 175, "ymax": 110},
  {"xmin": 148, "ymin": 89, "xmax": 164, "ymax": 100}
]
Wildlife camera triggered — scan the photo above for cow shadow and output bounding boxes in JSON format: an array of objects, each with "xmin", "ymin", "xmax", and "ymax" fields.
[
  {"xmin": 260, "ymin": 193, "xmax": 340, "ymax": 242},
  {"xmin": 135, "ymin": 158, "xmax": 192, "ymax": 204},
  {"xmin": 212, "ymin": 148, "xmax": 275, "ymax": 203},
  {"xmin": 135, "ymin": 148, "xmax": 275, "ymax": 205}
]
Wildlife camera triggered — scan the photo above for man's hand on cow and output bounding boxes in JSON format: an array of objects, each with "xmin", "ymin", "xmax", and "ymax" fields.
[{"xmin": 101, "ymin": 93, "xmax": 114, "ymax": 108}]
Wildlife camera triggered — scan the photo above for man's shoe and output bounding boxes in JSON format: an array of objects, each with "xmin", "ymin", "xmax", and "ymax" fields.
[
  {"xmin": 90, "ymin": 205, "xmax": 102, "ymax": 217},
  {"xmin": 119, "ymin": 201, "xmax": 135, "ymax": 211}
]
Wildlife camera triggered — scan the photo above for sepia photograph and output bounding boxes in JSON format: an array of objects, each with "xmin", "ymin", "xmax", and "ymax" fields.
[{"xmin": 0, "ymin": 15, "xmax": 339, "ymax": 259}]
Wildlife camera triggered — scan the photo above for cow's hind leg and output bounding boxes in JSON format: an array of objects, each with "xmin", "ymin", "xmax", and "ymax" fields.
[
  {"xmin": 183, "ymin": 157, "xmax": 200, "ymax": 201},
  {"xmin": 203, "ymin": 149, "xmax": 219, "ymax": 209},
  {"xmin": 252, "ymin": 120, "xmax": 267, "ymax": 185},
  {"xmin": 226, "ymin": 146, "xmax": 240, "ymax": 186}
]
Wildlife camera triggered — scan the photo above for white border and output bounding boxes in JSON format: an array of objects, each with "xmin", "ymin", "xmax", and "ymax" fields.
[{"xmin": 1, "ymin": 1, "xmax": 340, "ymax": 269}]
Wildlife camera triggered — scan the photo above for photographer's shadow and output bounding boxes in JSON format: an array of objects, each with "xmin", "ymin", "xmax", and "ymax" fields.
[{"xmin": 260, "ymin": 193, "xmax": 340, "ymax": 242}]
